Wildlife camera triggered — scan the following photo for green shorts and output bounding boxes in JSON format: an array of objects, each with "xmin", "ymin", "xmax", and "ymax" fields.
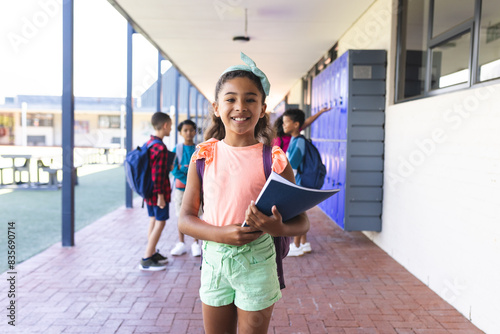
[{"xmin": 200, "ymin": 233, "xmax": 282, "ymax": 311}]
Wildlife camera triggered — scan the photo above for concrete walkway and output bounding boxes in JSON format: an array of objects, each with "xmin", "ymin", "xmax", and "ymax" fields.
[{"xmin": 0, "ymin": 199, "xmax": 483, "ymax": 333}]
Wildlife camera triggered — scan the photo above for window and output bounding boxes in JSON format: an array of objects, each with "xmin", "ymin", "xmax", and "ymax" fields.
[
  {"xmin": 27, "ymin": 135, "xmax": 46, "ymax": 146},
  {"xmin": 396, "ymin": 0, "xmax": 429, "ymax": 99},
  {"xmin": 98, "ymin": 115, "xmax": 121, "ymax": 129},
  {"xmin": 27, "ymin": 113, "xmax": 53, "ymax": 127},
  {"xmin": 478, "ymin": 0, "xmax": 500, "ymax": 81},
  {"xmin": 396, "ymin": 0, "xmax": 500, "ymax": 102},
  {"xmin": 431, "ymin": 31, "xmax": 471, "ymax": 89},
  {"xmin": 432, "ymin": 0, "xmax": 474, "ymax": 38}
]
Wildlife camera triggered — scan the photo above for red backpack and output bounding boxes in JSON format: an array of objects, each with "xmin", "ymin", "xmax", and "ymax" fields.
[{"xmin": 196, "ymin": 144, "xmax": 290, "ymax": 289}]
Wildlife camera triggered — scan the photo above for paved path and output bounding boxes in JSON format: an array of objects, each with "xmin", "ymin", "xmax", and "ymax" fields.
[{"xmin": 0, "ymin": 199, "xmax": 483, "ymax": 333}]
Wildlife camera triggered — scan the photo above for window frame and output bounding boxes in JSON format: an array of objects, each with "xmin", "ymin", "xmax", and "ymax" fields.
[{"xmin": 395, "ymin": 0, "xmax": 499, "ymax": 103}]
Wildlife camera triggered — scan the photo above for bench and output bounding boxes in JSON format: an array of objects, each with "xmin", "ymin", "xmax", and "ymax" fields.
[
  {"xmin": 0, "ymin": 155, "xmax": 32, "ymax": 185},
  {"xmin": 38, "ymin": 160, "xmax": 80, "ymax": 187},
  {"xmin": 0, "ymin": 165, "xmax": 13, "ymax": 185}
]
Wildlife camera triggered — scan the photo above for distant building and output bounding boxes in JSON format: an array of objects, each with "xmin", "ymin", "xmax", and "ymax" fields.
[{"xmin": 0, "ymin": 67, "xmax": 209, "ymax": 148}]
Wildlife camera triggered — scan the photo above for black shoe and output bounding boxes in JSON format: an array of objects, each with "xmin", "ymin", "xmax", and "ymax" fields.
[
  {"xmin": 138, "ymin": 257, "xmax": 167, "ymax": 271},
  {"xmin": 151, "ymin": 250, "xmax": 168, "ymax": 264}
]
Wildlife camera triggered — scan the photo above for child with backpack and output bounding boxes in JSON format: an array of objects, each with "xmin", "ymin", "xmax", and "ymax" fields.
[
  {"xmin": 272, "ymin": 106, "xmax": 331, "ymax": 152},
  {"xmin": 170, "ymin": 119, "xmax": 202, "ymax": 257},
  {"xmin": 282, "ymin": 108, "xmax": 326, "ymax": 256},
  {"xmin": 178, "ymin": 52, "xmax": 310, "ymax": 334},
  {"xmin": 138, "ymin": 111, "xmax": 172, "ymax": 271}
]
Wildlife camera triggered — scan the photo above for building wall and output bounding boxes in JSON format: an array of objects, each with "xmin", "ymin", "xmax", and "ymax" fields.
[
  {"xmin": 287, "ymin": 80, "xmax": 303, "ymax": 106},
  {"xmin": 133, "ymin": 112, "xmax": 155, "ymax": 147},
  {"xmin": 52, "ymin": 112, "xmax": 61, "ymax": 146},
  {"xmin": 73, "ymin": 112, "xmax": 125, "ymax": 148},
  {"xmin": 1, "ymin": 110, "xmax": 157, "ymax": 149},
  {"xmin": 335, "ymin": 0, "xmax": 500, "ymax": 333},
  {"xmin": 0, "ymin": 113, "xmax": 15, "ymax": 145},
  {"xmin": 10, "ymin": 110, "xmax": 57, "ymax": 146}
]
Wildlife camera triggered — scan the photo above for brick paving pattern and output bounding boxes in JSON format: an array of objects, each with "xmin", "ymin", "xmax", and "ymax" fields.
[{"xmin": 0, "ymin": 199, "xmax": 483, "ymax": 333}]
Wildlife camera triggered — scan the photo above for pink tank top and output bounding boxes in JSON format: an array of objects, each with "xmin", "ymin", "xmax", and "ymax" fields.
[{"xmin": 192, "ymin": 139, "xmax": 287, "ymax": 226}]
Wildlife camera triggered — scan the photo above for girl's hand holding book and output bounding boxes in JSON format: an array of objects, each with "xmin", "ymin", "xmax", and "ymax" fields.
[{"xmin": 244, "ymin": 201, "xmax": 284, "ymax": 237}]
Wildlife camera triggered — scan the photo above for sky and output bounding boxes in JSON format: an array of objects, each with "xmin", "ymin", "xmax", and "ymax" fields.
[{"xmin": 0, "ymin": 0, "xmax": 170, "ymax": 99}]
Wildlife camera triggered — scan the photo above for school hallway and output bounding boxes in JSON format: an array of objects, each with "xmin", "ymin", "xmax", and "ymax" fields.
[{"xmin": 0, "ymin": 198, "xmax": 483, "ymax": 334}]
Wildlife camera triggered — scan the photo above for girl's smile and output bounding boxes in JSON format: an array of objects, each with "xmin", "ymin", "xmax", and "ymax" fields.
[{"xmin": 231, "ymin": 116, "xmax": 250, "ymax": 122}]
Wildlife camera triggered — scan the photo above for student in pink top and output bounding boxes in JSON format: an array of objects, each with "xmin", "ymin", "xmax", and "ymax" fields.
[{"xmin": 178, "ymin": 53, "xmax": 310, "ymax": 334}]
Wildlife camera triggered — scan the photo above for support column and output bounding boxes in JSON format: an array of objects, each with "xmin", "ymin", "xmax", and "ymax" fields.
[
  {"xmin": 125, "ymin": 24, "xmax": 135, "ymax": 208},
  {"xmin": 157, "ymin": 52, "xmax": 163, "ymax": 112},
  {"xmin": 62, "ymin": 0, "xmax": 75, "ymax": 247},
  {"xmin": 174, "ymin": 71, "xmax": 180, "ymax": 145},
  {"xmin": 187, "ymin": 84, "xmax": 191, "ymax": 120},
  {"xmin": 195, "ymin": 93, "xmax": 199, "ymax": 142}
]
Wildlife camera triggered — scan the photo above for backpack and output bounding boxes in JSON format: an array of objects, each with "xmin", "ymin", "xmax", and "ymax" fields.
[
  {"xmin": 196, "ymin": 143, "xmax": 290, "ymax": 289},
  {"xmin": 174, "ymin": 142, "xmax": 184, "ymax": 170},
  {"xmin": 297, "ymin": 135, "xmax": 326, "ymax": 189},
  {"xmin": 124, "ymin": 138, "xmax": 163, "ymax": 199}
]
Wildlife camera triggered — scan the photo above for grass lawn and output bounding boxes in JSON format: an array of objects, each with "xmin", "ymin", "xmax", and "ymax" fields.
[{"xmin": 1, "ymin": 165, "xmax": 130, "ymax": 273}]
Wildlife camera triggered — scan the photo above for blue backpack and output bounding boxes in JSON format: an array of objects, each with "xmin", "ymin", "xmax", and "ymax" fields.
[
  {"xmin": 196, "ymin": 144, "xmax": 290, "ymax": 289},
  {"xmin": 297, "ymin": 135, "xmax": 326, "ymax": 189},
  {"xmin": 124, "ymin": 139, "xmax": 162, "ymax": 199}
]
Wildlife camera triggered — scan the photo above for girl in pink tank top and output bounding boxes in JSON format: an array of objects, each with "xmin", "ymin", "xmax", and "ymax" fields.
[{"xmin": 178, "ymin": 53, "xmax": 310, "ymax": 334}]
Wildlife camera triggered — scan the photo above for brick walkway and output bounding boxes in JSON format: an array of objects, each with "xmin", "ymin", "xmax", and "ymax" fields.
[{"xmin": 0, "ymin": 199, "xmax": 483, "ymax": 333}]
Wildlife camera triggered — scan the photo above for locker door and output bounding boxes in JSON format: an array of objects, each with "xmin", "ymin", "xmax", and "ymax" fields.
[
  {"xmin": 311, "ymin": 77, "xmax": 320, "ymax": 138},
  {"xmin": 318, "ymin": 140, "xmax": 333, "ymax": 219},
  {"xmin": 330, "ymin": 142, "xmax": 340, "ymax": 219},
  {"xmin": 332, "ymin": 60, "xmax": 341, "ymax": 140},
  {"xmin": 335, "ymin": 141, "xmax": 347, "ymax": 229},
  {"xmin": 327, "ymin": 65, "xmax": 334, "ymax": 139},
  {"xmin": 320, "ymin": 141, "xmax": 330, "ymax": 190},
  {"xmin": 338, "ymin": 54, "xmax": 349, "ymax": 141},
  {"xmin": 321, "ymin": 72, "xmax": 327, "ymax": 138},
  {"xmin": 322, "ymin": 70, "xmax": 328, "ymax": 139}
]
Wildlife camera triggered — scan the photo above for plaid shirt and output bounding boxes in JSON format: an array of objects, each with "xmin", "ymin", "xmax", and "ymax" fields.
[{"xmin": 145, "ymin": 135, "xmax": 171, "ymax": 205}]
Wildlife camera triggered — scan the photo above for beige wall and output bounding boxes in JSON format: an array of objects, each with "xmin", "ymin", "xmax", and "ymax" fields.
[
  {"xmin": 336, "ymin": 1, "xmax": 500, "ymax": 333},
  {"xmin": 337, "ymin": 0, "xmax": 397, "ymax": 104},
  {"xmin": 286, "ymin": 80, "xmax": 303, "ymax": 106}
]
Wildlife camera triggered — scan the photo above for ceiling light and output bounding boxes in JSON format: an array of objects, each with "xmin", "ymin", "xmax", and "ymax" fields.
[
  {"xmin": 233, "ymin": 36, "xmax": 250, "ymax": 42},
  {"xmin": 233, "ymin": 8, "xmax": 250, "ymax": 43}
]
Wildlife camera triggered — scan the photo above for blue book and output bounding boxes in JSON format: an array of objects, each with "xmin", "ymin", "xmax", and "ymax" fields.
[{"xmin": 243, "ymin": 172, "xmax": 339, "ymax": 226}]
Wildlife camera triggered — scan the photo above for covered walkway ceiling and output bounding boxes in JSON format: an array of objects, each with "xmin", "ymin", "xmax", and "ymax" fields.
[{"xmin": 108, "ymin": 0, "xmax": 375, "ymax": 108}]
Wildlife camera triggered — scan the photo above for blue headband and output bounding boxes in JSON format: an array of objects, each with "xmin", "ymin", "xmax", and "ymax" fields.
[{"xmin": 221, "ymin": 52, "xmax": 270, "ymax": 96}]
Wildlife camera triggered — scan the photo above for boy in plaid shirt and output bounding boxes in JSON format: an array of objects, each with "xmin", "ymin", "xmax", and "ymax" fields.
[{"xmin": 139, "ymin": 112, "xmax": 173, "ymax": 271}]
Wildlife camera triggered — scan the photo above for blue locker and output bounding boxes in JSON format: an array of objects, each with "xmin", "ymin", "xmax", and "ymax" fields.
[
  {"xmin": 311, "ymin": 76, "xmax": 320, "ymax": 138},
  {"xmin": 336, "ymin": 142, "xmax": 347, "ymax": 228},
  {"xmin": 310, "ymin": 50, "xmax": 386, "ymax": 232}
]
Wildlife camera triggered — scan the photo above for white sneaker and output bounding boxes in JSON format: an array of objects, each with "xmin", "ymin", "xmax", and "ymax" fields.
[
  {"xmin": 170, "ymin": 242, "xmax": 187, "ymax": 256},
  {"xmin": 301, "ymin": 242, "xmax": 312, "ymax": 253},
  {"xmin": 191, "ymin": 242, "xmax": 202, "ymax": 257},
  {"xmin": 287, "ymin": 243, "xmax": 304, "ymax": 257}
]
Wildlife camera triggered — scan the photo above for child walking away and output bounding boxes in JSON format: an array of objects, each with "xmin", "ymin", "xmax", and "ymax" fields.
[
  {"xmin": 139, "ymin": 111, "xmax": 172, "ymax": 271},
  {"xmin": 170, "ymin": 119, "xmax": 202, "ymax": 257},
  {"xmin": 178, "ymin": 52, "xmax": 309, "ymax": 334},
  {"xmin": 281, "ymin": 108, "xmax": 324, "ymax": 256}
]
